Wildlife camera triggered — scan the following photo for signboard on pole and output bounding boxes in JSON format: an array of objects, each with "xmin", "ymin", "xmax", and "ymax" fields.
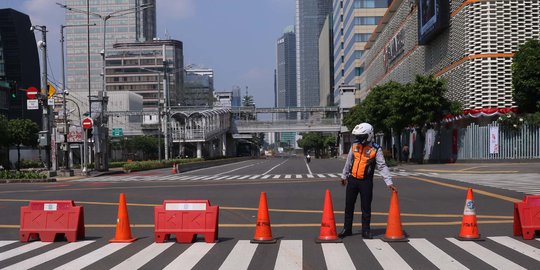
[
  {"xmin": 112, "ymin": 128, "xmax": 123, "ymax": 137},
  {"xmin": 27, "ymin": 100, "xmax": 39, "ymax": 110},
  {"xmin": 67, "ymin": 126, "xmax": 83, "ymax": 143},
  {"xmin": 82, "ymin": 117, "xmax": 93, "ymax": 129},
  {"xmin": 489, "ymin": 126, "xmax": 499, "ymax": 154},
  {"xmin": 26, "ymin": 86, "xmax": 38, "ymax": 99}
]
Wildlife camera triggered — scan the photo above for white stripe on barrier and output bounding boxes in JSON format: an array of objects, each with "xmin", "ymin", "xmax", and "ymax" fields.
[
  {"xmin": 408, "ymin": 238, "xmax": 468, "ymax": 270},
  {"xmin": 488, "ymin": 236, "xmax": 540, "ymax": 262},
  {"xmin": 447, "ymin": 238, "xmax": 526, "ymax": 270},
  {"xmin": 364, "ymin": 239, "xmax": 413, "ymax": 270},
  {"xmin": 54, "ymin": 243, "xmax": 130, "ymax": 270},
  {"xmin": 321, "ymin": 243, "xmax": 355, "ymax": 270},
  {"xmin": 1, "ymin": 241, "xmax": 93, "ymax": 270},
  {"xmin": 110, "ymin": 242, "xmax": 174, "ymax": 270},
  {"xmin": 219, "ymin": 240, "xmax": 257, "ymax": 270},
  {"xmin": 274, "ymin": 240, "xmax": 302, "ymax": 270},
  {"xmin": 163, "ymin": 242, "xmax": 215, "ymax": 270}
]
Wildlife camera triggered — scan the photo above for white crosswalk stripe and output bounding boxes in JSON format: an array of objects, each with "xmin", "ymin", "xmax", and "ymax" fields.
[
  {"xmin": 75, "ymin": 171, "xmax": 445, "ymax": 183},
  {"xmin": 0, "ymin": 237, "xmax": 538, "ymax": 269}
]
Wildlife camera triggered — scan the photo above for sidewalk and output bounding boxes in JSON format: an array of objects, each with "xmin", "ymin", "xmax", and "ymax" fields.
[{"xmin": 54, "ymin": 167, "xmax": 124, "ymax": 181}]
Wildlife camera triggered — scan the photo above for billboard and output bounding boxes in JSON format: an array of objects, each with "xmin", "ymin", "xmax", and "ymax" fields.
[{"xmin": 417, "ymin": 0, "xmax": 450, "ymax": 45}]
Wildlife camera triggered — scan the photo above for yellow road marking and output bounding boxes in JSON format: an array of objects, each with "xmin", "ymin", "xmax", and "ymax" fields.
[
  {"xmin": 413, "ymin": 169, "xmax": 518, "ymax": 174},
  {"xmin": 0, "ymin": 219, "xmax": 513, "ymax": 229},
  {"xmin": 405, "ymin": 176, "xmax": 521, "ymax": 203},
  {"xmin": 0, "ymin": 199, "xmax": 513, "ymax": 219}
]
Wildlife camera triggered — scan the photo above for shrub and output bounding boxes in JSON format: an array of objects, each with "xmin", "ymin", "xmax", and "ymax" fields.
[
  {"xmin": 18, "ymin": 160, "xmax": 44, "ymax": 169},
  {"xmin": 0, "ymin": 170, "xmax": 47, "ymax": 179}
]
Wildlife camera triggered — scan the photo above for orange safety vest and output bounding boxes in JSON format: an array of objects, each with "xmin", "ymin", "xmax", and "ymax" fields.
[{"xmin": 350, "ymin": 143, "xmax": 377, "ymax": 180}]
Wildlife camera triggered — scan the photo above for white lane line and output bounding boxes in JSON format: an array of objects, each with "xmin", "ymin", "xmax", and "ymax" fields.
[
  {"xmin": 1, "ymin": 241, "xmax": 94, "ymax": 270},
  {"xmin": 274, "ymin": 240, "xmax": 302, "ymax": 270},
  {"xmin": 226, "ymin": 175, "xmax": 238, "ymax": 180},
  {"xmin": 249, "ymin": 175, "xmax": 262, "ymax": 179},
  {"xmin": 408, "ymin": 238, "xmax": 468, "ymax": 270},
  {"xmin": 364, "ymin": 239, "xmax": 413, "ymax": 270},
  {"xmin": 295, "ymin": 174, "xmax": 302, "ymax": 179},
  {"xmin": 237, "ymin": 175, "xmax": 251, "ymax": 180},
  {"xmin": 285, "ymin": 175, "xmax": 292, "ymax": 179},
  {"xmin": 304, "ymin": 159, "xmax": 313, "ymax": 175},
  {"xmin": 110, "ymin": 242, "xmax": 174, "ymax": 270},
  {"xmin": 0, "ymin": 241, "xmax": 51, "ymax": 262},
  {"xmin": 273, "ymin": 175, "xmax": 281, "ymax": 179},
  {"xmin": 327, "ymin": 174, "xmax": 339, "ymax": 178},
  {"xmin": 321, "ymin": 243, "xmax": 355, "ymax": 270},
  {"xmin": 164, "ymin": 242, "xmax": 215, "ymax": 270},
  {"xmin": 219, "ymin": 240, "xmax": 257, "ymax": 270},
  {"xmin": 218, "ymin": 161, "xmax": 266, "ymax": 176},
  {"xmin": 54, "ymin": 243, "xmax": 130, "ymax": 270},
  {"xmin": 186, "ymin": 159, "xmax": 260, "ymax": 174},
  {"xmin": 214, "ymin": 175, "xmax": 230, "ymax": 180},
  {"xmin": 307, "ymin": 174, "xmax": 314, "ymax": 178},
  {"xmin": 261, "ymin": 175, "xmax": 272, "ymax": 179},
  {"xmin": 447, "ymin": 238, "xmax": 526, "ymax": 270},
  {"xmin": 488, "ymin": 236, "xmax": 540, "ymax": 262},
  {"xmin": 0, "ymin": 241, "xmax": 16, "ymax": 249},
  {"xmin": 317, "ymin": 174, "xmax": 326, "ymax": 178},
  {"xmin": 263, "ymin": 159, "xmax": 289, "ymax": 175}
]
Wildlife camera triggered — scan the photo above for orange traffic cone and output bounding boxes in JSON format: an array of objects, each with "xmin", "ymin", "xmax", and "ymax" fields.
[
  {"xmin": 171, "ymin": 163, "xmax": 177, "ymax": 174},
  {"xmin": 316, "ymin": 189, "xmax": 341, "ymax": 243},
  {"xmin": 109, "ymin": 193, "xmax": 137, "ymax": 243},
  {"xmin": 382, "ymin": 191, "xmax": 408, "ymax": 242},
  {"xmin": 251, "ymin": 192, "xmax": 276, "ymax": 244},
  {"xmin": 458, "ymin": 188, "xmax": 482, "ymax": 241}
]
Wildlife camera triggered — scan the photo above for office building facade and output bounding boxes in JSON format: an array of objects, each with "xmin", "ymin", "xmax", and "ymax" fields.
[
  {"xmin": 105, "ymin": 40, "xmax": 183, "ymax": 110},
  {"xmin": 276, "ymin": 26, "xmax": 297, "ymax": 119},
  {"xmin": 333, "ymin": 0, "xmax": 389, "ymax": 102},
  {"xmin": 184, "ymin": 68, "xmax": 214, "ymax": 107},
  {"xmin": 296, "ymin": 0, "xmax": 332, "ymax": 108},
  {"xmin": 64, "ymin": 0, "xmax": 156, "ymax": 101}
]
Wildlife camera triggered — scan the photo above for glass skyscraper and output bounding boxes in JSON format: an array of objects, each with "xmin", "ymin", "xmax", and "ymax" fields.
[
  {"xmin": 295, "ymin": 0, "xmax": 332, "ymax": 108},
  {"xmin": 276, "ymin": 26, "xmax": 296, "ymax": 120},
  {"xmin": 64, "ymin": 0, "xmax": 156, "ymax": 105}
]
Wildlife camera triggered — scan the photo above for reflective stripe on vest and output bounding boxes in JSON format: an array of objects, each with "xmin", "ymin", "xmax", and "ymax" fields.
[{"xmin": 351, "ymin": 143, "xmax": 377, "ymax": 179}]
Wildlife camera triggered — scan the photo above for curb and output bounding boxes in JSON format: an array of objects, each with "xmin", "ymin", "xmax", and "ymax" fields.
[{"xmin": 0, "ymin": 178, "xmax": 56, "ymax": 184}]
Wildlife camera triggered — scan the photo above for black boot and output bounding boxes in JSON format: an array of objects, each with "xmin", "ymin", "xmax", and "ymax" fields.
[
  {"xmin": 362, "ymin": 230, "xmax": 373, "ymax": 239},
  {"xmin": 338, "ymin": 229, "xmax": 352, "ymax": 238}
]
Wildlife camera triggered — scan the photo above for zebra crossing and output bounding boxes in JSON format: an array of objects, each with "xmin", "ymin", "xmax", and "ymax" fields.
[
  {"xmin": 0, "ymin": 236, "xmax": 538, "ymax": 269},
  {"xmin": 438, "ymin": 173, "xmax": 540, "ymax": 195},
  {"xmin": 75, "ymin": 171, "xmax": 440, "ymax": 183}
]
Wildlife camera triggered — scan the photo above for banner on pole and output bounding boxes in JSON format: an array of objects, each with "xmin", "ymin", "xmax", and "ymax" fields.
[{"xmin": 489, "ymin": 126, "xmax": 499, "ymax": 154}]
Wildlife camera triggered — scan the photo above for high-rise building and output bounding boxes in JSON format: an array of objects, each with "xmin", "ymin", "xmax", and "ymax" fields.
[
  {"xmin": 319, "ymin": 15, "xmax": 334, "ymax": 107},
  {"xmin": 64, "ymin": 0, "xmax": 156, "ymax": 105},
  {"xmin": 276, "ymin": 26, "xmax": 297, "ymax": 119},
  {"xmin": 105, "ymin": 40, "xmax": 183, "ymax": 110},
  {"xmin": 0, "ymin": 8, "xmax": 41, "ymax": 125},
  {"xmin": 296, "ymin": 0, "xmax": 332, "ymax": 109},
  {"xmin": 184, "ymin": 68, "xmax": 214, "ymax": 107},
  {"xmin": 333, "ymin": 0, "xmax": 389, "ymax": 102}
]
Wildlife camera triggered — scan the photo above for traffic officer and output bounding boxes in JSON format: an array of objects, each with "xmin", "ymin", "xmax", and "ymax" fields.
[{"xmin": 339, "ymin": 122, "xmax": 397, "ymax": 239}]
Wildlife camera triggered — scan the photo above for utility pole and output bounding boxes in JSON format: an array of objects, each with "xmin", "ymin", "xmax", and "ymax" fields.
[{"xmin": 163, "ymin": 44, "xmax": 169, "ymax": 160}]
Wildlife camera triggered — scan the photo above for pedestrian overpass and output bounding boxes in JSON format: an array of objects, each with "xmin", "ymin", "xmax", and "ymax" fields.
[{"xmin": 107, "ymin": 106, "xmax": 342, "ymax": 158}]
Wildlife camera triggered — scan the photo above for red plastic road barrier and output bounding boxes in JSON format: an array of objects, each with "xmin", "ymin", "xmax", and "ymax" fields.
[
  {"xmin": 154, "ymin": 200, "xmax": 219, "ymax": 243},
  {"xmin": 514, "ymin": 195, "xmax": 540, "ymax": 240},
  {"xmin": 20, "ymin": 200, "xmax": 85, "ymax": 242}
]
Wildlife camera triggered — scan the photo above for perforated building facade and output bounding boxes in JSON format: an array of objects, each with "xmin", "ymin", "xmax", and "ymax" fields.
[{"xmin": 361, "ymin": 0, "xmax": 540, "ymax": 115}]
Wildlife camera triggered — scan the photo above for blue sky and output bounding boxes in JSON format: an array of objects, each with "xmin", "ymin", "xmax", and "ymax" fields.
[{"xmin": 0, "ymin": 0, "xmax": 296, "ymax": 107}]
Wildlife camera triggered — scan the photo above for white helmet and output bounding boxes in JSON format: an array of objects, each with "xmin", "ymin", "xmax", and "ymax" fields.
[{"xmin": 352, "ymin": 123, "xmax": 374, "ymax": 142}]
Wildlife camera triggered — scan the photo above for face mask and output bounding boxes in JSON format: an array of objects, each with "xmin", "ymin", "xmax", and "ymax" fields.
[{"xmin": 356, "ymin": 134, "xmax": 369, "ymax": 144}]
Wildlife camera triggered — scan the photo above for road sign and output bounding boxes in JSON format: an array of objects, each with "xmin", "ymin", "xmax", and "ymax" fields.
[
  {"xmin": 112, "ymin": 127, "xmax": 123, "ymax": 137},
  {"xmin": 82, "ymin": 117, "xmax": 93, "ymax": 129},
  {"xmin": 27, "ymin": 100, "xmax": 39, "ymax": 110},
  {"xmin": 27, "ymin": 86, "xmax": 38, "ymax": 99},
  {"xmin": 47, "ymin": 83, "xmax": 56, "ymax": 98},
  {"xmin": 67, "ymin": 126, "xmax": 83, "ymax": 142}
]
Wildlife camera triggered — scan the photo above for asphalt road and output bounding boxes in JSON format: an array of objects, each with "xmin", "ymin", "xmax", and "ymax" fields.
[{"xmin": 0, "ymin": 157, "xmax": 539, "ymax": 269}]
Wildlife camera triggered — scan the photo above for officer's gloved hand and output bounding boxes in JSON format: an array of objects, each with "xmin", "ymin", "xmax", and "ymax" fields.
[
  {"xmin": 340, "ymin": 178, "xmax": 347, "ymax": 186},
  {"xmin": 388, "ymin": 184, "xmax": 397, "ymax": 192}
]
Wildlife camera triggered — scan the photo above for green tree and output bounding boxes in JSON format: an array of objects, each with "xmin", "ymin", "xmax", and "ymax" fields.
[
  {"xmin": 126, "ymin": 136, "xmax": 159, "ymax": 160},
  {"xmin": 0, "ymin": 115, "xmax": 10, "ymax": 168},
  {"xmin": 8, "ymin": 119, "xmax": 39, "ymax": 170},
  {"xmin": 297, "ymin": 132, "xmax": 338, "ymax": 158},
  {"xmin": 512, "ymin": 39, "xmax": 540, "ymax": 113},
  {"xmin": 241, "ymin": 95, "xmax": 256, "ymax": 120}
]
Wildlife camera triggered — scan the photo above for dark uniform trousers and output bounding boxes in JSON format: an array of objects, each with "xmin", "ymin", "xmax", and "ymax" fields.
[{"xmin": 344, "ymin": 175, "xmax": 373, "ymax": 233}]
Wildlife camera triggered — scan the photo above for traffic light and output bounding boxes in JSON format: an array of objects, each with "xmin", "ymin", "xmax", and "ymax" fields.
[{"xmin": 9, "ymin": 81, "xmax": 17, "ymax": 99}]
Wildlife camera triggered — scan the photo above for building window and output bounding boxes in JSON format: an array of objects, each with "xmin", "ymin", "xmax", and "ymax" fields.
[
  {"xmin": 355, "ymin": 67, "xmax": 364, "ymax": 76},
  {"xmin": 353, "ymin": 0, "xmax": 388, "ymax": 8},
  {"xmin": 354, "ymin": 34, "xmax": 371, "ymax": 42},
  {"xmin": 340, "ymin": 1, "xmax": 343, "ymax": 8},
  {"xmin": 341, "ymin": 55, "xmax": 344, "ymax": 63},
  {"xmin": 341, "ymin": 69, "xmax": 345, "ymax": 76},
  {"xmin": 354, "ymin": 16, "xmax": 382, "ymax": 25},
  {"xmin": 355, "ymin": 50, "xmax": 364, "ymax": 58}
]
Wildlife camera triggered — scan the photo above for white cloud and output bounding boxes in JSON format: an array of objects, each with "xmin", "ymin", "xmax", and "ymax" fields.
[{"xmin": 157, "ymin": 0, "xmax": 196, "ymax": 20}]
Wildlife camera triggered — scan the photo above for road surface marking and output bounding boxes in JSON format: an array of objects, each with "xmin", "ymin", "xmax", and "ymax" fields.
[
  {"xmin": 317, "ymin": 174, "xmax": 326, "ymax": 178},
  {"xmin": 164, "ymin": 242, "xmax": 215, "ymax": 270},
  {"xmin": 0, "ymin": 241, "xmax": 51, "ymax": 262},
  {"xmin": 214, "ymin": 175, "xmax": 230, "ymax": 180},
  {"xmin": 110, "ymin": 242, "xmax": 174, "ymax": 270},
  {"xmin": 261, "ymin": 175, "xmax": 272, "ymax": 179},
  {"xmin": 219, "ymin": 240, "xmax": 257, "ymax": 270},
  {"xmin": 274, "ymin": 240, "xmax": 302, "ymax": 270},
  {"xmin": 249, "ymin": 175, "xmax": 261, "ymax": 179},
  {"xmin": 273, "ymin": 175, "xmax": 281, "ymax": 179},
  {"xmin": 408, "ymin": 238, "xmax": 467, "ymax": 270},
  {"xmin": 488, "ymin": 236, "xmax": 540, "ymax": 262},
  {"xmin": 285, "ymin": 175, "xmax": 292, "ymax": 179},
  {"xmin": 307, "ymin": 174, "xmax": 314, "ymax": 178},
  {"xmin": 304, "ymin": 159, "xmax": 313, "ymax": 175},
  {"xmin": 447, "ymin": 238, "xmax": 526, "ymax": 270},
  {"xmin": 295, "ymin": 174, "xmax": 302, "ymax": 178},
  {"xmin": 327, "ymin": 174, "xmax": 338, "ymax": 178},
  {"xmin": 321, "ymin": 243, "xmax": 355, "ymax": 270},
  {"xmin": 364, "ymin": 239, "xmax": 413, "ymax": 270},
  {"xmin": 0, "ymin": 241, "xmax": 16, "ymax": 249},
  {"xmin": 54, "ymin": 243, "xmax": 130, "ymax": 270},
  {"xmin": 217, "ymin": 162, "xmax": 264, "ymax": 175},
  {"xmin": 263, "ymin": 159, "xmax": 288, "ymax": 175},
  {"xmin": 1, "ymin": 241, "xmax": 94, "ymax": 270},
  {"xmin": 238, "ymin": 175, "xmax": 251, "ymax": 180}
]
